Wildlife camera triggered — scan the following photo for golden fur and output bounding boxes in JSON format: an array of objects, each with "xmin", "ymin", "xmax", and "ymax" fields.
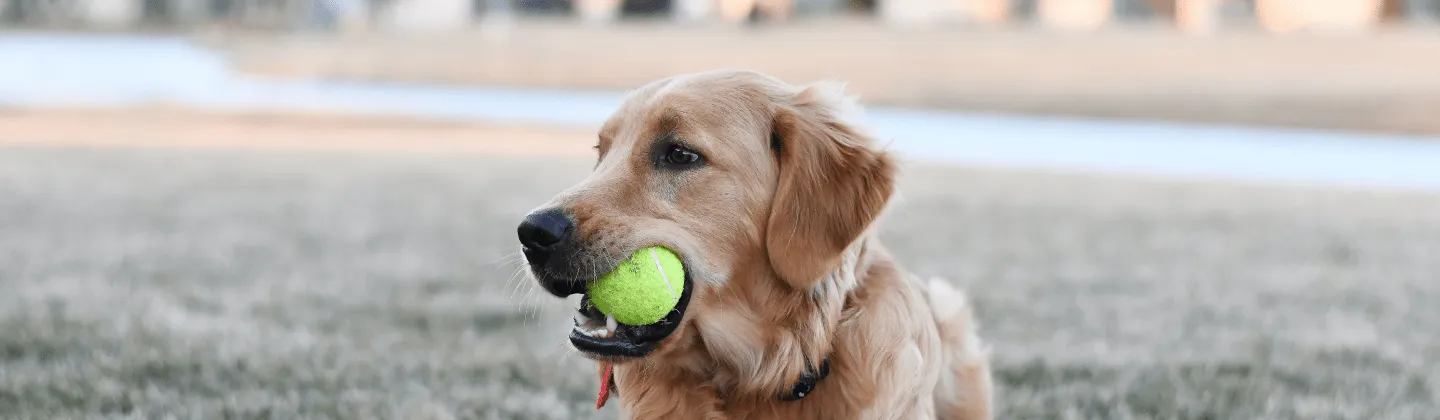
[{"xmin": 528, "ymin": 69, "xmax": 992, "ymax": 420}]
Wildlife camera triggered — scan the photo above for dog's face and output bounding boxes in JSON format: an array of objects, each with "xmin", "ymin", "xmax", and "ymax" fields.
[{"xmin": 518, "ymin": 70, "xmax": 895, "ymax": 364}]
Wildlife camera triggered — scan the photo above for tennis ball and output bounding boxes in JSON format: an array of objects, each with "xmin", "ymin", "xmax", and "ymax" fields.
[{"xmin": 589, "ymin": 246, "xmax": 685, "ymax": 326}]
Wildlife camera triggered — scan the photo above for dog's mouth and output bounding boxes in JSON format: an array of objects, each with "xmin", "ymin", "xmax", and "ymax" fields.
[{"xmin": 568, "ymin": 271, "xmax": 693, "ymax": 360}]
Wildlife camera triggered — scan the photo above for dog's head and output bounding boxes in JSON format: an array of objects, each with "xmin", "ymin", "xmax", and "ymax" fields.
[{"xmin": 518, "ymin": 69, "xmax": 895, "ymax": 367}]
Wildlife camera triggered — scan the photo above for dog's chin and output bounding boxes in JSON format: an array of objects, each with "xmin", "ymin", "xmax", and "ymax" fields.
[{"xmin": 568, "ymin": 272, "xmax": 693, "ymax": 361}]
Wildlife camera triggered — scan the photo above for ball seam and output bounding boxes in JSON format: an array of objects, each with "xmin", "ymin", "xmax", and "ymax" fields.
[{"xmin": 651, "ymin": 248, "xmax": 678, "ymax": 301}]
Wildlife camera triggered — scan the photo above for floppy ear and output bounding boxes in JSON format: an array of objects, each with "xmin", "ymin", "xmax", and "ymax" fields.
[{"xmin": 765, "ymin": 83, "xmax": 896, "ymax": 291}]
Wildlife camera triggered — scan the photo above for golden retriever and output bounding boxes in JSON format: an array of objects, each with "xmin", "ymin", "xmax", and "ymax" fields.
[{"xmin": 517, "ymin": 69, "xmax": 992, "ymax": 420}]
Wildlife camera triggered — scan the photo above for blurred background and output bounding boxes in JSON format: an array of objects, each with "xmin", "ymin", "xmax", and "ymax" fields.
[{"xmin": 3, "ymin": 1, "xmax": 1440, "ymax": 419}]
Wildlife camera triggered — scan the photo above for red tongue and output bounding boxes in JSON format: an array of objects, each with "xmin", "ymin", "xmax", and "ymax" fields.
[{"xmin": 596, "ymin": 362, "xmax": 613, "ymax": 410}]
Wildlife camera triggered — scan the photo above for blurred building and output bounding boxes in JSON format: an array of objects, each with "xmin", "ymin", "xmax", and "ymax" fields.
[{"xmin": 1, "ymin": 0, "xmax": 1436, "ymax": 32}]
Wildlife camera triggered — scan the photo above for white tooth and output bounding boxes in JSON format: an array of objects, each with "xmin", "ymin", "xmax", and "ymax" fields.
[
  {"xmin": 576, "ymin": 322, "xmax": 607, "ymax": 338},
  {"xmin": 606, "ymin": 315, "xmax": 618, "ymax": 335}
]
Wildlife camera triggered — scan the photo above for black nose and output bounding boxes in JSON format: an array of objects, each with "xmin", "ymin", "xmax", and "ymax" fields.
[{"xmin": 518, "ymin": 208, "xmax": 572, "ymax": 265}]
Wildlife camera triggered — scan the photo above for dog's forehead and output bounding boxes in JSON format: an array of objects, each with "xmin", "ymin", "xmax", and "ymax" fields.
[{"xmin": 600, "ymin": 75, "xmax": 776, "ymax": 152}]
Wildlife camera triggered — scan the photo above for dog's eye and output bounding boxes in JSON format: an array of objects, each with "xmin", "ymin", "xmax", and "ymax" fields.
[{"xmin": 662, "ymin": 145, "xmax": 703, "ymax": 167}]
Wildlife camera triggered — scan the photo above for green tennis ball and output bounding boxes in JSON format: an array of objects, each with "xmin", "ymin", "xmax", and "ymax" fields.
[{"xmin": 589, "ymin": 246, "xmax": 685, "ymax": 326}]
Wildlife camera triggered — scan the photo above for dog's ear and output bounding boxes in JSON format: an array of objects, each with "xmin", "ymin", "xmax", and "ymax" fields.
[{"xmin": 765, "ymin": 82, "xmax": 896, "ymax": 291}]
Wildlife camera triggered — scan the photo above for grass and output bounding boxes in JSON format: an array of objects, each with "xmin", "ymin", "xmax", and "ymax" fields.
[{"xmin": 1, "ymin": 146, "xmax": 1437, "ymax": 419}]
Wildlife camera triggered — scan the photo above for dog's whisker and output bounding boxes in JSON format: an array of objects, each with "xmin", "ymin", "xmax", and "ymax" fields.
[
  {"xmin": 521, "ymin": 284, "xmax": 542, "ymax": 326},
  {"xmin": 512, "ymin": 282, "xmax": 534, "ymax": 320},
  {"xmin": 506, "ymin": 259, "xmax": 532, "ymax": 297},
  {"xmin": 517, "ymin": 281, "xmax": 534, "ymax": 308},
  {"xmin": 554, "ymin": 338, "xmax": 580, "ymax": 368},
  {"xmin": 496, "ymin": 256, "xmax": 530, "ymax": 297},
  {"xmin": 521, "ymin": 288, "xmax": 535, "ymax": 326},
  {"xmin": 503, "ymin": 271, "xmax": 520, "ymax": 300},
  {"xmin": 531, "ymin": 287, "xmax": 547, "ymax": 322},
  {"xmin": 500, "ymin": 260, "xmax": 519, "ymax": 286},
  {"xmin": 506, "ymin": 265, "xmax": 529, "ymax": 300},
  {"xmin": 483, "ymin": 250, "xmax": 522, "ymax": 267}
]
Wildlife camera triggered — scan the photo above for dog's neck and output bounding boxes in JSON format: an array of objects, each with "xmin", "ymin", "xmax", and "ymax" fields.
[{"xmin": 671, "ymin": 236, "xmax": 878, "ymax": 403}]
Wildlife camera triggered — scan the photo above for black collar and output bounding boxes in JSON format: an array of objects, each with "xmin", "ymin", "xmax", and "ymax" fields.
[{"xmin": 779, "ymin": 357, "xmax": 831, "ymax": 402}]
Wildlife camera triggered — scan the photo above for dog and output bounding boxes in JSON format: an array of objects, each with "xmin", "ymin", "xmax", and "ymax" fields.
[{"xmin": 518, "ymin": 69, "xmax": 993, "ymax": 420}]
